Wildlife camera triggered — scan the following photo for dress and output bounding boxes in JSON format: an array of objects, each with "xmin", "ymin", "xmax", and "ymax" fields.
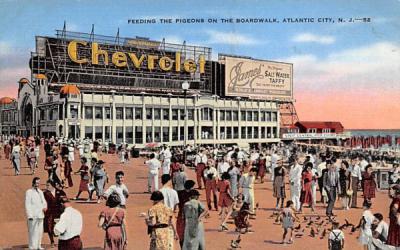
[
  {"xmin": 218, "ymin": 180, "xmax": 232, "ymax": 208},
  {"xmin": 100, "ymin": 207, "xmax": 126, "ymax": 250},
  {"xmin": 273, "ymin": 167, "xmax": 286, "ymax": 198},
  {"xmin": 183, "ymin": 199, "xmax": 205, "ymax": 250},
  {"xmin": 257, "ymin": 158, "xmax": 266, "ymax": 178},
  {"xmin": 282, "ymin": 207, "xmax": 294, "ymax": 229},
  {"xmin": 228, "ymin": 167, "xmax": 240, "ymax": 198},
  {"xmin": 148, "ymin": 202, "xmax": 174, "ymax": 250},
  {"xmin": 338, "ymin": 169, "xmax": 350, "ymax": 197},
  {"xmin": 92, "ymin": 166, "xmax": 106, "ymax": 196},
  {"xmin": 362, "ymin": 172, "xmax": 376, "ymax": 199},
  {"xmin": 176, "ymin": 190, "xmax": 192, "ymax": 244},
  {"xmin": 43, "ymin": 189, "xmax": 66, "ymax": 234},
  {"xmin": 386, "ymin": 197, "xmax": 400, "ymax": 247},
  {"xmin": 78, "ymin": 164, "xmax": 89, "ymax": 192},
  {"xmin": 64, "ymin": 160, "xmax": 73, "ymax": 187},
  {"xmin": 300, "ymin": 171, "xmax": 313, "ymax": 205}
]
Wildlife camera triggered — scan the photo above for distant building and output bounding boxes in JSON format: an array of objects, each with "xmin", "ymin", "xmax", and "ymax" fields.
[{"xmin": 0, "ymin": 96, "xmax": 18, "ymax": 135}]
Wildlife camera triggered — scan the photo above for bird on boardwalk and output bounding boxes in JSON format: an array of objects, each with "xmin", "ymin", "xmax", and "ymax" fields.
[
  {"xmin": 320, "ymin": 229, "xmax": 327, "ymax": 239},
  {"xmin": 231, "ymin": 235, "xmax": 241, "ymax": 248},
  {"xmin": 294, "ymin": 224, "xmax": 301, "ymax": 231},
  {"xmin": 310, "ymin": 227, "xmax": 316, "ymax": 237}
]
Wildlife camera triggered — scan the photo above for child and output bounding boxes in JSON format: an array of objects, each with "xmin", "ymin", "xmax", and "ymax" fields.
[
  {"xmin": 231, "ymin": 202, "xmax": 252, "ymax": 248},
  {"xmin": 280, "ymin": 200, "xmax": 299, "ymax": 245},
  {"xmin": 328, "ymin": 222, "xmax": 345, "ymax": 250},
  {"xmin": 218, "ymin": 172, "xmax": 234, "ymax": 231}
]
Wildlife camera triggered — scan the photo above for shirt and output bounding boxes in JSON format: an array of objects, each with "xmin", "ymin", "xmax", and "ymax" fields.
[
  {"xmin": 289, "ymin": 164, "xmax": 303, "ymax": 185},
  {"xmin": 195, "ymin": 153, "xmax": 208, "ymax": 166},
  {"xmin": 54, "ymin": 206, "xmax": 83, "ymax": 240},
  {"xmin": 25, "ymin": 188, "xmax": 47, "ymax": 219},
  {"xmin": 375, "ymin": 221, "xmax": 389, "ymax": 240},
  {"xmin": 350, "ymin": 164, "xmax": 362, "ymax": 180},
  {"xmin": 239, "ymin": 173, "xmax": 255, "ymax": 189},
  {"xmin": 217, "ymin": 162, "xmax": 230, "ymax": 177},
  {"xmin": 160, "ymin": 187, "xmax": 179, "ymax": 210},
  {"xmin": 329, "ymin": 229, "xmax": 344, "ymax": 241},
  {"xmin": 317, "ymin": 162, "xmax": 326, "ymax": 178},
  {"xmin": 146, "ymin": 158, "xmax": 161, "ymax": 174},
  {"xmin": 104, "ymin": 183, "xmax": 129, "ymax": 206},
  {"xmin": 360, "ymin": 160, "xmax": 369, "ymax": 172},
  {"xmin": 162, "ymin": 149, "xmax": 172, "ymax": 160},
  {"xmin": 203, "ymin": 167, "xmax": 218, "ymax": 180}
]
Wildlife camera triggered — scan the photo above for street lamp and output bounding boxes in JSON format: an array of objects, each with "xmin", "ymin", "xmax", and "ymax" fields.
[{"xmin": 182, "ymin": 81, "xmax": 190, "ymax": 147}]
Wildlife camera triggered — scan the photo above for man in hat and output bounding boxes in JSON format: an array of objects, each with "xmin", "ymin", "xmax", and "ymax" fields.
[
  {"xmin": 146, "ymin": 153, "xmax": 161, "ymax": 192},
  {"xmin": 350, "ymin": 157, "xmax": 362, "ymax": 208},
  {"xmin": 160, "ymin": 174, "xmax": 179, "ymax": 211},
  {"xmin": 25, "ymin": 177, "xmax": 47, "ymax": 250},
  {"xmin": 104, "ymin": 171, "xmax": 129, "ymax": 208},
  {"xmin": 289, "ymin": 156, "xmax": 303, "ymax": 212},
  {"xmin": 161, "ymin": 145, "xmax": 172, "ymax": 176},
  {"xmin": 54, "ymin": 197, "xmax": 83, "ymax": 250},
  {"xmin": 323, "ymin": 163, "xmax": 340, "ymax": 218},
  {"xmin": 194, "ymin": 148, "xmax": 207, "ymax": 189},
  {"xmin": 203, "ymin": 162, "xmax": 218, "ymax": 211}
]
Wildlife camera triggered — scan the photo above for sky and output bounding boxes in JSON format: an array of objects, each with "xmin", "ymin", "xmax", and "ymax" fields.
[{"xmin": 0, "ymin": 0, "xmax": 399, "ymax": 129}]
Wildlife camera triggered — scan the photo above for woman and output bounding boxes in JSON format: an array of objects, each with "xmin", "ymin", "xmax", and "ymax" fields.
[
  {"xmin": 170, "ymin": 157, "xmax": 181, "ymax": 189},
  {"xmin": 218, "ymin": 172, "xmax": 234, "ymax": 231},
  {"xmin": 362, "ymin": 164, "xmax": 377, "ymax": 207},
  {"xmin": 339, "ymin": 160, "xmax": 352, "ymax": 210},
  {"xmin": 90, "ymin": 160, "xmax": 107, "ymax": 203},
  {"xmin": 358, "ymin": 202, "xmax": 375, "ymax": 250},
  {"xmin": 176, "ymin": 180, "xmax": 195, "ymax": 248},
  {"xmin": 257, "ymin": 154, "xmax": 267, "ymax": 183},
  {"xmin": 299, "ymin": 162, "xmax": 314, "ymax": 213},
  {"xmin": 273, "ymin": 159, "xmax": 287, "ymax": 209},
  {"xmin": 145, "ymin": 191, "xmax": 177, "ymax": 250},
  {"xmin": 386, "ymin": 185, "xmax": 400, "ymax": 247},
  {"xmin": 182, "ymin": 190, "xmax": 207, "ymax": 250},
  {"xmin": 44, "ymin": 155, "xmax": 61, "ymax": 186},
  {"xmin": 228, "ymin": 162, "xmax": 241, "ymax": 198},
  {"xmin": 28, "ymin": 146, "xmax": 37, "ymax": 175},
  {"xmin": 73, "ymin": 157, "xmax": 91, "ymax": 200},
  {"xmin": 98, "ymin": 193, "xmax": 127, "ymax": 250},
  {"xmin": 43, "ymin": 180, "xmax": 66, "ymax": 247},
  {"xmin": 62, "ymin": 155, "xmax": 73, "ymax": 188}
]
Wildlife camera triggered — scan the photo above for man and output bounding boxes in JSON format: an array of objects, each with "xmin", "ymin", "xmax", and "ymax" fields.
[
  {"xmin": 239, "ymin": 166, "xmax": 257, "ymax": 214},
  {"xmin": 203, "ymin": 162, "xmax": 219, "ymax": 210},
  {"xmin": 25, "ymin": 177, "xmax": 47, "ymax": 250},
  {"xmin": 104, "ymin": 171, "xmax": 129, "ymax": 208},
  {"xmin": 350, "ymin": 157, "xmax": 362, "ymax": 208},
  {"xmin": 161, "ymin": 145, "xmax": 172, "ymax": 176},
  {"xmin": 54, "ymin": 197, "xmax": 83, "ymax": 250},
  {"xmin": 11, "ymin": 141, "xmax": 21, "ymax": 175},
  {"xmin": 160, "ymin": 174, "xmax": 179, "ymax": 211},
  {"xmin": 271, "ymin": 151, "xmax": 279, "ymax": 181},
  {"xmin": 194, "ymin": 148, "xmax": 207, "ymax": 189},
  {"xmin": 372, "ymin": 213, "xmax": 389, "ymax": 244},
  {"xmin": 328, "ymin": 222, "xmax": 345, "ymax": 250},
  {"xmin": 217, "ymin": 156, "xmax": 230, "ymax": 178},
  {"xmin": 316, "ymin": 155, "xmax": 327, "ymax": 203},
  {"xmin": 289, "ymin": 156, "xmax": 303, "ymax": 211},
  {"xmin": 146, "ymin": 153, "xmax": 161, "ymax": 192},
  {"xmin": 323, "ymin": 163, "xmax": 340, "ymax": 218}
]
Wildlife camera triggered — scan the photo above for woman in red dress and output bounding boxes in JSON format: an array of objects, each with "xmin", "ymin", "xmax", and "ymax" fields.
[
  {"xmin": 62, "ymin": 155, "xmax": 73, "ymax": 188},
  {"xmin": 257, "ymin": 154, "xmax": 267, "ymax": 183},
  {"xmin": 73, "ymin": 157, "xmax": 91, "ymax": 200},
  {"xmin": 299, "ymin": 162, "xmax": 315, "ymax": 213},
  {"xmin": 176, "ymin": 180, "xmax": 195, "ymax": 248},
  {"xmin": 43, "ymin": 180, "xmax": 66, "ymax": 247},
  {"xmin": 218, "ymin": 172, "xmax": 234, "ymax": 231},
  {"xmin": 387, "ymin": 185, "xmax": 400, "ymax": 247},
  {"xmin": 362, "ymin": 164, "xmax": 377, "ymax": 207},
  {"xmin": 169, "ymin": 156, "xmax": 181, "ymax": 189}
]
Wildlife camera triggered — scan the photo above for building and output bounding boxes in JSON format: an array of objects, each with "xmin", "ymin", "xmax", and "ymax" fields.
[
  {"xmin": 0, "ymin": 96, "xmax": 18, "ymax": 135},
  {"xmin": 8, "ymin": 29, "xmax": 296, "ymax": 148}
]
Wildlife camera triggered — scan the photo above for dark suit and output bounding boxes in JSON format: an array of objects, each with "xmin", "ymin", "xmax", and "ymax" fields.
[{"xmin": 323, "ymin": 170, "xmax": 340, "ymax": 216}]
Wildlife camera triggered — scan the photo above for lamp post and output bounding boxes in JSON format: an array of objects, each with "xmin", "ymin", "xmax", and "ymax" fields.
[
  {"xmin": 182, "ymin": 81, "xmax": 190, "ymax": 147},
  {"xmin": 110, "ymin": 90, "xmax": 116, "ymax": 144}
]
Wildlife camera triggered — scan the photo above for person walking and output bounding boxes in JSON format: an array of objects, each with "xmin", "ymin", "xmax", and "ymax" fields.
[
  {"xmin": 90, "ymin": 160, "xmax": 107, "ymax": 203},
  {"xmin": 299, "ymin": 162, "xmax": 315, "ymax": 213},
  {"xmin": 11, "ymin": 141, "xmax": 21, "ymax": 175},
  {"xmin": 25, "ymin": 177, "xmax": 47, "ymax": 250},
  {"xmin": 362, "ymin": 164, "xmax": 377, "ymax": 207},
  {"xmin": 338, "ymin": 160, "xmax": 352, "ymax": 210},
  {"xmin": 54, "ymin": 197, "xmax": 83, "ymax": 250},
  {"xmin": 146, "ymin": 153, "xmax": 161, "ymax": 193},
  {"xmin": 273, "ymin": 158, "xmax": 287, "ymax": 209},
  {"xmin": 172, "ymin": 164, "xmax": 187, "ymax": 192},
  {"xmin": 350, "ymin": 157, "xmax": 362, "ymax": 208},
  {"xmin": 218, "ymin": 172, "xmax": 234, "ymax": 231},
  {"xmin": 98, "ymin": 193, "xmax": 127, "ymax": 250},
  {"xmin": 176, "ymin": 180, "xmax": 195, "ymax": 248},
  {"xmin": 194, "ymin": 148, "xmax": 207, "ymax": 189},
  {"xmin": 386, "ymin": 184, "xmax": 400, "ymax": 247},
  {"xmin": 62, "ymin": 155, "xmax": 73, "ymax": 188},
  {"xmin": 323, "ymin": 163, "xmax": 340, "ymax": 218},
  {"xmin": 239, "ymin": 166, "xmax": 257, "ymax": 214},
  {"xmin": 160, "ymin": 174, "xmax": 179, "ymax": 211},
  {"xmin": 104, "ymin": 171, "xmax": 129, "ymax": 208},
  {"xmin": 280, "ymin": 200, "xmax": 299, "ymax": 245},
  {"xmin": 73, "ymin": 157, "xmax": 91, "ymax": 200},
  {"xmin": 203, "ymin": 162, "xmax": 218, "ymax": 211},
  {"xmin": 289, "ymin": 156, "xmax": 303, "ymax": 212},
  {"xmin": 161, "ymin": 145, "xmax": 172, "ymax": 176},
  {"xmin": 328, "ymin": 222, "xmax": 345, "ymax": 250},
  {"xmin": 228, "ymin": 162, "xmax": 241, "ymax": 198}
]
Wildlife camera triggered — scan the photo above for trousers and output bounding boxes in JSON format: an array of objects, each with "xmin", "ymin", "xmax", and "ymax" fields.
[
  {"xmin": 27, "ymin": 218, "xmax": 44, "ymax": 250},
  {"xmin": 148, "ymin": 173, "xmax": 159, "ymax": 192},
  {"xmin": 351, "ymin": 177, "xmax": 359, "ymax": 207},
  {"xmin": 162, "ymin": 159, "xmax": 171, "ymax": 175},
  {"xmin": 326, "ymin": 188, "xmax": 337, "ymax": 216},
  {"xmin": 196, "ymin": 164, "xmax": 206, "ymax": 188},
  {"xmin": 13, "ymin": 158, "xmax": 20, "ymax": 175},
  {"xmin": 290, "ymin": 183, "xmax": 301, "ymax": 211},
  {"xmin": 205, "ymin": 179, "xmax": 217, "ymax": 209},
  {"xmin": 243, "ymin": 188, "xmax": 255, "ymax": 213}
]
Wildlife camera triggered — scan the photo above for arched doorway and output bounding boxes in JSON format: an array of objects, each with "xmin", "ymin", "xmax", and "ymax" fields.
[{"xmin": 21, "ymin": 96, "xmax": 33, "ymax": 137}]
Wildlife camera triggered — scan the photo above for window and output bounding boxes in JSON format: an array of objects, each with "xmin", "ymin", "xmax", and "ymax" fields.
[
  {"xmin": 116, "ymin": 107, "xmax": 124, "ymax": 119},
  {"xmin": 48, "ymin": 109, "xmax": 53, "ymax": 120},
  {"xmin": 227, "ymin": 111, "xmax": 232, "ymax": 121},
  {"xmin": 135, "ymin": 126, "xmax": 143, "ymax": 144},
  {"xmin": 233, "ymin": 127, "xmax": 239, "ymax": 139},
  {"xmin": 260, "ymin": 111, "xmax": 266, "ymax": 122},
  {"xmin": 247, "ymin": 127, "xmax": 253, "ymax": 139},
  {"xmin": 180, "ymin": 127, "xmax": 184, "ymax": 141},
  {"xmin": 180, "ymin": 109, "xmax": 185, "ymax": 120},
  {"xmin": 266, "ymin": 112, "xmax": 271, "ymax": 122},
  {"xmin": 146, "ymin": 126, "xmax": 153, "ymax": 143},
  {"xmin": 201, "ymin": 127, "xmax": 213, "ymax": 139},
  {"xmin": 220, "ymin": 127, "xmax": 225, "ymax": 139},
  {"xmin": 95, "ymin": 126, "xmax": 103, "ymax": 139},
  {"xmin": 116, "ymin": 127, "xmax": 123, "ymax": 144},
  {"xmin": 95, "ymin": 107, "xmax": 103, "ymax": 119},
  {"xmin": 162, "ymin": 109, "xmax": 169, "ymax": 120},
  {"xmin": 232, "ymin": 111, "xmax": 238, "ymax": 121},
  {"xmin": 246, "ymin": 111, "xmax": 252, "ymax": 121},
  {"xmin": 202, "ymin": 107, "xmax": 213, "ymax": 121},
  {"xmin": 272, "ymin": 127, "xmax": 277, "ymax": 138},
  {"xmin": 135, "ymin": 108, "xmax": 142, "ymax": 120},
  {"xmin": 146, "ymin": 108, "xmax": 153, "ymax": 120},
  {"xmin": 267, "ymin": 127, "xmax": 272, "ymax": 138},
  {"xmin": 85, "ymin": 106, "xmax": 93, "ymax": 119},
  {"xmin": 105, "ymin": 107, "xmax": 111, "ymax": 119},
  {"xmin": 253, "ymin": 111, "xmax": 259, "ymax": 121},
  {"xmin": 220, "ymin": 110, "xmax": 225, "ymax": 121},
  {"xmin": 188, "ymin": 126, "xmax": 194, "ymax": 140},
  {"xmin": 125, "ymin": 107, "xmax": 133, "ymax": 120},
  {"xmin": 241, "ymin": 111, "xmax": 246, "ymax": 121},
  {"xmin": 154, "ymin": 108, "xmax": 161, "ymax": 120},
  {"xmin": 226, "ymin": 127, "xmax": 232, "ymax": 139},
  {"xmin": 70, "ymin": 105, "xmax": 78, "ymax": 119},
  {"xmin": 261, "ymin": 127, "xmax": 266, "ymax": 138},
  {"xmin": 254, "ymin": 127, "xmax": 259, "ymax": 138},
  {"xmin": 272, "ymin": 112, "xmax": 277, "ymax": 122},
  {"xmin": 125, "ymin": 127, "xmax": 133, "ymax": 143},
  {"xmin": 187, "ymin": 109, "xmax": 194, "ymax": 120},
  {"xmin": 105, "ymin": 126, "xmax": 111, "ymax": 141},
  {"xmin": 172, "ymin": 109, "xmax": 178, "ymax": 120},
  {"xmin": 85, "ymin": 126, "xmax": 93, "ymax": 140},
  {"xmin": 241, "ymin": 127, "xmax": 246, "ymax": 139},
  {"xmin": 162, "ymin": 127, "xmax": 169, "ymax": 142},
  {"xmin": 154, "ymin": 127, "xmax": 161, "ymax": 142},
  {"xmin": 172, "ymin": 127, "xmax": 178, "ymax": 141}
]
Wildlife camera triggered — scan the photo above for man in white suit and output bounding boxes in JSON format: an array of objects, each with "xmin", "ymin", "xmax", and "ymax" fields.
[
  {"xmin": 25, "ymin": 177, "xmax": 47, "ymax": 250},
  {"xmin": 289, "ymin": 156, "xmax": 303, "ymax": 211}
]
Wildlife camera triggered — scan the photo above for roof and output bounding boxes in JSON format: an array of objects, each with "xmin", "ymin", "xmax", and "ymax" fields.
[
  {"xmin": 295, "ymin": 121, "xmax": 344, "ymax": 130},
  {"xmin": 0, "ymin": 97, "xmax": 15, "ymax": 105},
  {"xmin": 35, "ymin": 74, "xmax": 47, "ymax": 79},
  {"xmin": 60, "ymin": 84, "xmax": 81, "ymax": 95},
  {"xmin": 18, "ymin": 78, "xmax": 30, "ymax": 84}
]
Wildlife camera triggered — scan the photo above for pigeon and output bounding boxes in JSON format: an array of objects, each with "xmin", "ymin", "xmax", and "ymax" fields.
[
  {"xmin": 231, "ymin": 235, "xmax": 242, "ymax": 248},
  {"xmin": 303, "ymin": 216, "xmax": 308, "ymax": 221},
  {"xmin": 275, "ymin": 214, "xmax": 280, "ymax": 223},
  {"xmin": 307, "ymin": 220, "xmax": 314, "ymax": 226},
  {"xmin": 295, "ymin": 233, "xmax": 303, "ymax": 238},
  {"xmin": 294, "ymin": 224, "xmax": 301, "ymax": 231},
  {"xmin": 255, "ymin": 203, "xmax": 259, "ymax": 210},
  {"xmin": 316, "ymin": 216, "xmax": 321, "ymax": 220},
  {"xmin": 320, "ymin": 229, "xmax": 327, "ymax": 239},
  {"xmin": 310, "ymin": 228, "xmax": 316, "ymax": 237},
  {"xmin": 268, "ymin": 213, "xmax": 276, "ymax": 219}
]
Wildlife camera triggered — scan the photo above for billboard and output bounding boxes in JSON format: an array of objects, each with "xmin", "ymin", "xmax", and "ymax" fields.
[{"xmin": 223, "ymin": 56, "xmax": 293, "ymax": 100}]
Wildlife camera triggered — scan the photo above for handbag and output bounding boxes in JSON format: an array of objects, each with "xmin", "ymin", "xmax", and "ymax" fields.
[
  {"xmin": 102, "ymin": 207, "xmax": 119, "ymax": 230},
  {"xmin": 88, "ymin": 183, "xmax": 95, "ymax": 192},
  {"xmin": 346, "ymin": 189, "xmax": 353, "ymax": 196}
]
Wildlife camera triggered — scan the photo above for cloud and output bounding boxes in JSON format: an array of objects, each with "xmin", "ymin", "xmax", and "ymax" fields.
[
  {"xmin": 205, "ymin": 30, "xmax": 261, "ymax": 45},
  {"xmin": 292, "ymin": 33, "xmax": 335, "ymax": 44},
  {"xmin": 163, "ymin": 35, "xmax": 184, "ymax": 45}
]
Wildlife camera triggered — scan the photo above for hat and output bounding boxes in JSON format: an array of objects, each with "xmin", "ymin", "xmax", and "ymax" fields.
[
  {"xmin": 97, "ymin": 160, "xmax": 105, "ymax": 165},
  {"xmin": 150, "ymin": 191, "xmax": 164, "ymax": 201}
]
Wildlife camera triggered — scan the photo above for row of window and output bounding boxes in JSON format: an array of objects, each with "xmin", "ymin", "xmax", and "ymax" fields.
[
  {"xmin": 83, "ymin": 106, "xmax": 277, "ymax": 122},
  {"xmin": 83, "ymin": 125, "xmax": 278, "ymax": 144}
]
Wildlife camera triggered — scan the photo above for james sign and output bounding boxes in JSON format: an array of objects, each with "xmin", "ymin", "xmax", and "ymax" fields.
[{"xmin": 223, "ymin": 56, "xmax": 293, "ymax": 100}]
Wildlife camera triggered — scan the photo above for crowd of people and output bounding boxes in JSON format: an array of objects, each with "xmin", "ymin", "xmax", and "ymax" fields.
[{"xmin": 1, "ymin": 134, "xmax": 398, "ymax": 250}]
